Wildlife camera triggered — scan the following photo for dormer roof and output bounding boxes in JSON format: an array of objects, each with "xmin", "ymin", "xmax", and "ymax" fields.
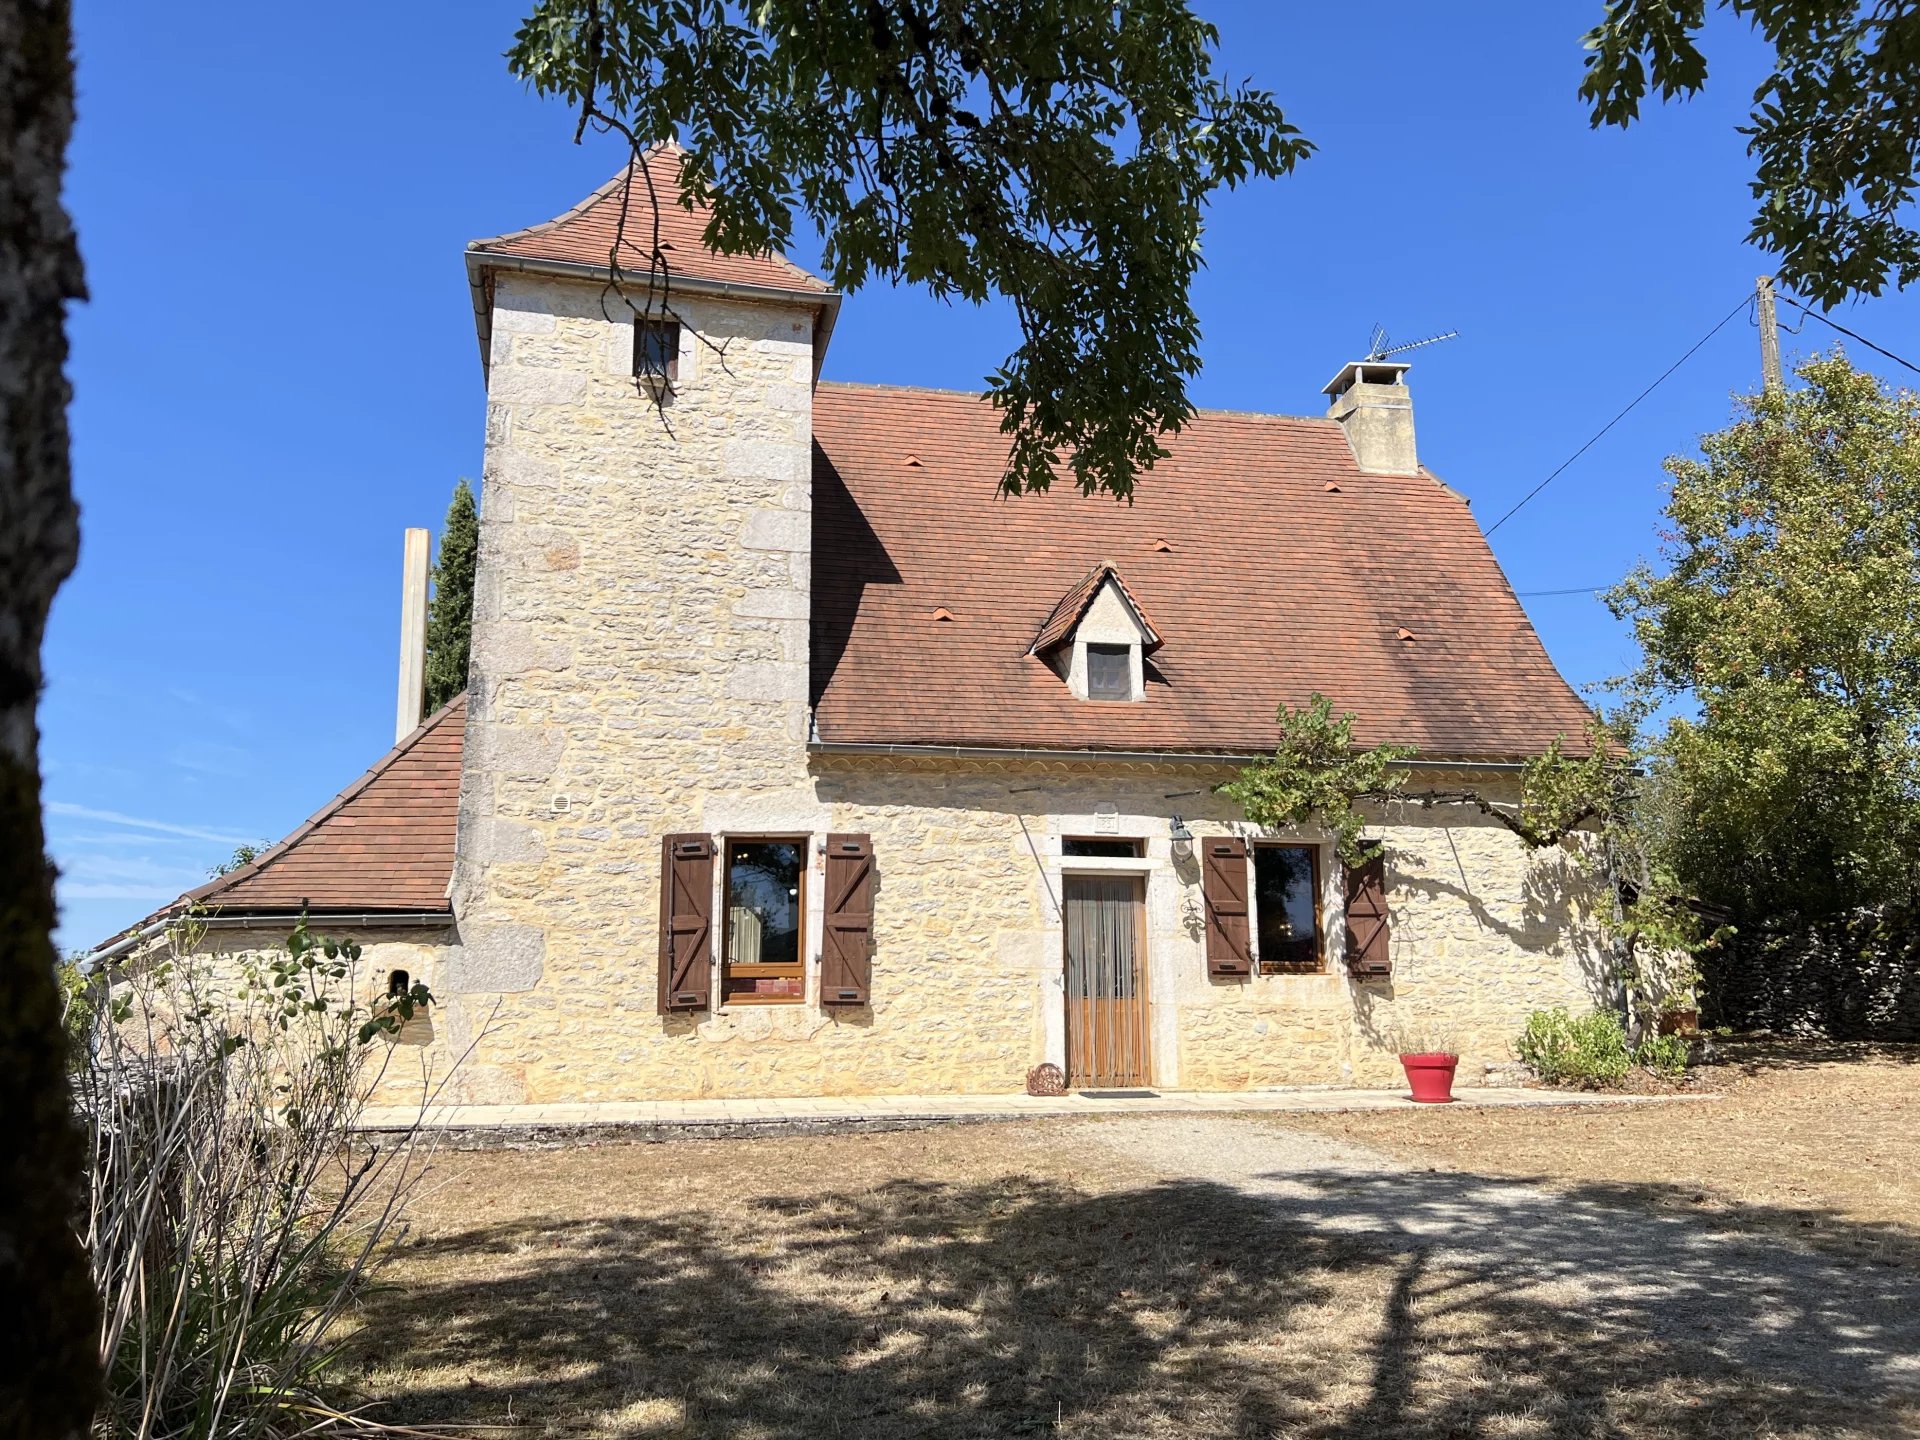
[{"xmin": 1030, "ymin": 564, "xmax": 1163, "ymax": 657}]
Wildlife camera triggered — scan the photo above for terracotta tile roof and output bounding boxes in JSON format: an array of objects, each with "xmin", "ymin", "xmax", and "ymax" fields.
[
  {"xmin": 1031, "ymin": 564, "xmax": 1163, "ymax": 656},
  {"xmin": 174, "ymin": 696, "xmax": 466, "ymax": 917},
  {"xmin": 469, "ymin": 143, "xmax": 830, "ymax": 297},
  {"xmin": 810, "ymin": 385, "xmax": 1595, "ymax": 759}
]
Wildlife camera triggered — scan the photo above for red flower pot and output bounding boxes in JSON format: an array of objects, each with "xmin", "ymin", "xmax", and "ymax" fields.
[{"xmin": 1400, "ymin": 1053, "xmax": 1459, "ymax": 1104}]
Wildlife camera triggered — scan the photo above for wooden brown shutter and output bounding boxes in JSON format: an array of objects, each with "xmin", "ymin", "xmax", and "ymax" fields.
[
  {"xmin": 1344, "ymin": 848, "xmax": 1392, "ymax": 981},
  {"xmin": 1202, "ymin": 836, "xmax": 1252, "ymax": 977},
  {"xmin": 657, "ymin": 833, "xmax": 714, "ymax": 1012},
  {"xmin": 821, "ymin": 833, "xmax": 875, "ymax": 1006}
]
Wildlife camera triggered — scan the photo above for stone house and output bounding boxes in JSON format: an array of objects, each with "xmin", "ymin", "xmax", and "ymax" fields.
[{"xmin": 104, "ymin": 147, "xmax": 1611, "ymax": 1105}]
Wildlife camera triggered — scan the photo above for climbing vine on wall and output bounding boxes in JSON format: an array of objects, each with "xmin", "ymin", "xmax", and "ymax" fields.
[{"xmin": 1219, "ymin": 695, "xmax": 1723, "ymax": 1007}]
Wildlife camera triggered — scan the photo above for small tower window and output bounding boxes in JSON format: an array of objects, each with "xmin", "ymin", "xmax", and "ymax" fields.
[
  {"xmin": 1086, "ymin": 644, "xmax": 1132, "ymax": 701},
  {"xmin": 634, "ymin": 318, "xmax": 680, "ymax": 383}
]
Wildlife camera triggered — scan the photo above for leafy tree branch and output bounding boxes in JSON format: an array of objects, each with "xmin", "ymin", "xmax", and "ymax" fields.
[
  {"xmin": 1580, "ymin": 0, "xmax": 1920, "ymax": 306},
  {"xmin": 1221, "ymin": 695, "xmax": 1718, "ymax": 1004},
  {"xmin": 508, "ymin": 0, "xmax": 1309, "ymax": 499},
  {"xmin": 1218, "ymin": 695, "xmax": 1630, "ymax": 861}
]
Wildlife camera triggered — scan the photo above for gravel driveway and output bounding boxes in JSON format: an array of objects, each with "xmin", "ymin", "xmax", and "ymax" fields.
[{"xmin": 1072, "ymin": 1114, "xmax": 1920, "ymax": 1405}]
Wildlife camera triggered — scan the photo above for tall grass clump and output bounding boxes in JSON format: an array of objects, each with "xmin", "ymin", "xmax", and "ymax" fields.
[{"xmin": 68, "ymin": 915, "xmax": 444, "ymax": 1438}]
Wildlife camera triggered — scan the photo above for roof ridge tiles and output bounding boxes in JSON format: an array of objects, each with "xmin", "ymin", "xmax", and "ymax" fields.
[{"xmin": 815, "ymin": 380, "xmax": 1357, "ymax": 431}]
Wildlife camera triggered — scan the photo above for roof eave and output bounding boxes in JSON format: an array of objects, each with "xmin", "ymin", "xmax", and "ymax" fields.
[
  {"xmin": 465, "ymin": 250, "xmax": 842, "ymax": 385},
  {"xmin": 808, "ymin": 738, "xmax": 1539, "ymax": 772}
]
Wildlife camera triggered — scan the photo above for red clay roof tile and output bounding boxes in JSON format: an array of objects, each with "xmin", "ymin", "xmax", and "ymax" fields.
[
  {"xmin": 469, "ymin": 143, "xmax": 830, "ymax": 297},
  {"xmin": 810, "ymin": 384, "xmax": 1594, "ymax": 759},
  {"xmin": 111, "ymin": 378, "xmax": 1593, "ymax": 935},
  {"xmin": 171, "ymin": 696, "xmax": 466, "ymax": 917},
  {"xmin": 1030, "ymin": 564, "xmax": 1162, "ymax": 656}
]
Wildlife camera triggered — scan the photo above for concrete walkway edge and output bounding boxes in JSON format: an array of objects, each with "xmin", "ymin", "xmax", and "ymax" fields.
[{"xmin": 358, "ymin": 1086, "xmax": 1717, "ymax": 1135}]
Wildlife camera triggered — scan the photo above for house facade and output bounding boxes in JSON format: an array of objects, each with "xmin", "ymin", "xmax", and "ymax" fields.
[{"xmin": 120, "ymin": 148, "xmax": 1612, "ymax": 1105}]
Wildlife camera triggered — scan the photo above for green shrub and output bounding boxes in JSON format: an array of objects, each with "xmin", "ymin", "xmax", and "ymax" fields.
[
  {"xmin": 1515, "ymin": 1007, "xmax": 1632, "ymax": 1086},
  {"xmin": 1634, "ymin": 1032, "xmax": 1693, "ymax": 1078}
]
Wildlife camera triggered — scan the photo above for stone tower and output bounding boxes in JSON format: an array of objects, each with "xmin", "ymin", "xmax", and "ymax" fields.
[{"xmin": 442, "ymin": 148, "xmax": 838, "ymax": 1102}]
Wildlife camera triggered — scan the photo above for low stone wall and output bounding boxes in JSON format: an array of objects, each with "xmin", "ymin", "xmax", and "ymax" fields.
[
  {"xmin": 1706, "ymin": 915, "xmax": 1920, "ymax": 1039},
  {"xmin": 123, "ymin": 925, "xmax": 461, "ymax": 1110}
]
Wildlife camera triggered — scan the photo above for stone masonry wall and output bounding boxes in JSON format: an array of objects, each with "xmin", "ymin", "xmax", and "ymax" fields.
[
  {"xmin": 120, "ymin": 926, "xmax": 457, "ymax": 1110},
  {"xmin": 446, "ymin": 272, "xmax": 821, "ymax": 1102},
  {"xmin": 423, "ymin": 749, "xmax": 1607, "ymax": 1102}
]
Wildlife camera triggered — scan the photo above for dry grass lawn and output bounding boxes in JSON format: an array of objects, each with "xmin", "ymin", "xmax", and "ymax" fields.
[
  {"xmin": 1277, "ymin": 1040, "xmax": 1920, "ymax": 1271},
  {"xmin": 342, "ymin": 1081, "xmax": 1918, "ymax": 1439}
]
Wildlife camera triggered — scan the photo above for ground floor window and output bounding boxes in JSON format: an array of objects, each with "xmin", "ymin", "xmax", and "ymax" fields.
[
  {"xmin": 723, "ymin": 838, "xmax": 806, "ymax": 1004},
  {"xmin": 1253, "ymin": 844, "xmax": 1322, "ymax": 973}
]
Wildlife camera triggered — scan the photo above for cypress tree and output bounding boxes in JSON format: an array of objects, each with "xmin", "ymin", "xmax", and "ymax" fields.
[{"xmin": 422, "ymin": 478, "xmax": 478, "ymax": 713}]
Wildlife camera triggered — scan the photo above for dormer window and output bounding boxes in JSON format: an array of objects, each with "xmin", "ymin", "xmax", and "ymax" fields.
[
  {"xmin": 1029, "ymin": 563, "xmax": 1161, "ymax": 704},
  {"xmin": 1086, "ymin": 644, "xmax": 1132, "ymax": 700}
]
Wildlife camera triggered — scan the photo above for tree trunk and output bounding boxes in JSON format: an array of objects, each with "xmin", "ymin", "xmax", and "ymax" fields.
[{"xmin": 0, "ymin": 0, "xmax": 100, "ymax": 1433}]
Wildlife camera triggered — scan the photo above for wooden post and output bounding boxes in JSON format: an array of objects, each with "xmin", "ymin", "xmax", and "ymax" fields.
[
  {"xmin": 1757, "ymin": 275, "xmax": 1784, "ymax": 393},
  {"xmin": 395, "ymin": 527, "xmax": 430, "ymax": 743}
]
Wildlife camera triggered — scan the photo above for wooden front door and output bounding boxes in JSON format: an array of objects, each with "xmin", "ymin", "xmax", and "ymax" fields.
[{"xmin": 1064, "ymin": 874, "xmax": 1150, "ymax": 1088}]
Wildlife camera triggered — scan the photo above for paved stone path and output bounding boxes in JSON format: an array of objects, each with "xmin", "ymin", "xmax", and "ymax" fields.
[
  {"xmin": 1074, "ymin": 1114, "xmax": 1920, "ymax": 1404},
  {"xmin": 358, "ymin": 1085, "xmax": 1710, "ymax": 1132}
]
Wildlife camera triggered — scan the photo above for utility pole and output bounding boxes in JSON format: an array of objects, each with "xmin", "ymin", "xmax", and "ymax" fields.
[{"xmin": 1756, "ymin": 275, "xmax": 1784, "ymax": 392}]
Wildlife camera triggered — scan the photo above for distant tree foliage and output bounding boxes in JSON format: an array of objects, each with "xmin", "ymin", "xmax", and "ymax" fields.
[
  {"xmin": 207, "ymin": 840, "xmax": 272, "ymax": 879},
  {"xmin": 423, "ymin": 478, "xmax": 478, "ymax": 714},
  {"xmin": 508, "ymin": 0, "xmax": 1308, "ymax": 500},
  {"xmin": 1609, "ymin": 352, "xmax": 1920, "ymax": 926},
  {"xmin": 1581, "ymin": 1, "xmax": 1920, "ymax": 306}
]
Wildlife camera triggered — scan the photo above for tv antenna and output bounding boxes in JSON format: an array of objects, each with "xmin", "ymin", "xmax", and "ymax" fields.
[{"xmin": 1365, "ymin": 326, "xmax": 1459, "ymax": 362}]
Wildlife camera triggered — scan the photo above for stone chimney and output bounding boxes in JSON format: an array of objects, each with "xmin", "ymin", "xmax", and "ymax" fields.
[
  {"xmin": 394, "ymin": 527, "xmax": 430, "ymax": 742},
  {"xmin": 1323, "ymin": 360, "xmax": 1418, "ymax": 475}
]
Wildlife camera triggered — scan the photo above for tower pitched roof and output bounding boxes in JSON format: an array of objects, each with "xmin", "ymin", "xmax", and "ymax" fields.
[{"xmin": 468, "ymin": 143, "xmax": 830, "ymax": 297}]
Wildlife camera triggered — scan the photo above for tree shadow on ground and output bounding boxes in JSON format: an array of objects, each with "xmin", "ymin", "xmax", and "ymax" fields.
[
  {"xmin": 347, "ymin": 1166, "xmax": 1917, "ymax": 1439},
  {"xmin": 1232, "ymin": 1164, "xmax": 1920, "ymax": 1402},
  {"xmin": 1699, "ymin": 1036, "xmax": 1920, "ymax": 1075}
]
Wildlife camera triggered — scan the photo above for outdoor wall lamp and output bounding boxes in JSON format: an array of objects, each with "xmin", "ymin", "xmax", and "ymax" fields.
[{"xmin": 1169, "ymin": 814, "xmax": 1194, "ymax": 861}]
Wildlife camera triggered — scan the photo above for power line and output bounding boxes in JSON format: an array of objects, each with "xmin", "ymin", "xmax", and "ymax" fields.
[
  {"xmin": 1514, "ymin": 585, "xmax": 1609, "ymax": 597},
  {"xmin": 1483, "ymin": 293, "xmax": 1751, "ymax": 537},
  {"xmin": 1777, "ymin": 295, "xmax": 1920, "ymax": 379}
]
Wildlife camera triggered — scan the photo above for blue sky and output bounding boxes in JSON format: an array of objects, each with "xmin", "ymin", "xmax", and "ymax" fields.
[{"xmin": 50, "ymin": 1, "xmax": 1920, "ymax": 952}]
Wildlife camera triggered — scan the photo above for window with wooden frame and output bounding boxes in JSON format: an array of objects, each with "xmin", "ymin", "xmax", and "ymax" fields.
[
  {"xmin": 634, "ymin": 317, "xmax": 680, "ymax": 384},
  {"xmin": 1062, "ymin": 836, "xmax": 1145, "ymax": 858},
  {"xmin": 721, "ymin": 838, "xmax": 806, "ymax": 1004},
  {"xmin": 1085, "ymin": 643, "xmax": 1132, "ymax": 700},
  {"xmin": 1253, "ymin": 844, "xmax": 1323, "ymax": 973}
]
